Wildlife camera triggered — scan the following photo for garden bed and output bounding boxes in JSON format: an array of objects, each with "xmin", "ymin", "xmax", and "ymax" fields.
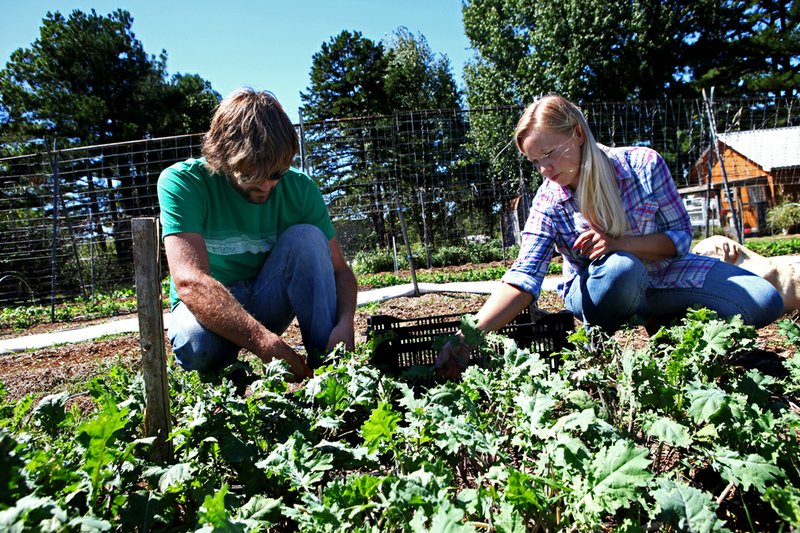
[{"xmin": 0, "ymin": 288, "xmax": 796, "ymax": 403}]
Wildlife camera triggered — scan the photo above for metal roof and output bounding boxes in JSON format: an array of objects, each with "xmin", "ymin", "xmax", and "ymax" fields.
[{"xmin": 717, "ymin": 126, "xmax": 800, "ymax": 172}]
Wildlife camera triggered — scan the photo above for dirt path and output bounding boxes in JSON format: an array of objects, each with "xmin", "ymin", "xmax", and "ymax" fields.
[
  {"xmin": 0, "ymin": 288, "xmax": 796, "ymax": 403},
  {"xmin": 0, "ymin": 292, "xmax": 494, "ymax": 401}
]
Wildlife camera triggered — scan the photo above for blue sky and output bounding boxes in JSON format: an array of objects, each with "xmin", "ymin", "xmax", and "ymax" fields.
[{"xmin": 0, "ymin": 0, "xmax": 473, "ymax": 124}]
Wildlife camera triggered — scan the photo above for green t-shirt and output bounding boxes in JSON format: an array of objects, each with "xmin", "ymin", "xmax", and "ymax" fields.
[{"xmin": 157, "ymin": 158, "xmax": 335, "ymax": 307}]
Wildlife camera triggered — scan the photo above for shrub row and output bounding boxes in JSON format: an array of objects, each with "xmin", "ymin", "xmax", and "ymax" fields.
[
  {"xmin": 766, "ymin": 203, "xmax": 800, "ymax": 234},
  {"xmin": 744, "ymin": 237, "xmax": 800, "ymax": 257},
  {"xmin": 2, "ymin": 313, "xmax": 799, "ymax": 531},
  {"xmin": 351, "ymin": 241, "xmax": 520, "ymax": 274}
]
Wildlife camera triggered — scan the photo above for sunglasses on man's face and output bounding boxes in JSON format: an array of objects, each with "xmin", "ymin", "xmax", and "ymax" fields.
[
  {"xmin": 268, "ymin": 168, "xmax": 290, "ymax": 181},
  {"xmin": 235, "ymin": 168, "xmax": 290, "ymax": 183}
]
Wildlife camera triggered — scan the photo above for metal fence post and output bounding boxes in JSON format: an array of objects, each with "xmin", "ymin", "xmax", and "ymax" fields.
[
  {"xmin": 396, "ymin": 198, "xmax": 420, "ymax": 297},
  {"xmin": 703, "ymin": 88, "xmax": 743, "ymax": 243},
  {"xmin": 47, "ymin": 140, "xmax": 60, "ymax": 323},
  {"xmin": 132, "ymin": 217, "xmax": 173, "ymax": 463}
]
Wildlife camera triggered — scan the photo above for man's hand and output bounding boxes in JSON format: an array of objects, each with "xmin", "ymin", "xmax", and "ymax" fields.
[
  {"xmin": 326, "ymin": 320, "xmax": 355, "ymax": 351},
  {"xmin": 434, "ymin": 335, "xmax": 471, "ymax": 379},
  {"xmin": 263, "ymin": 335, "xmax": 313, "ymax": 381}
]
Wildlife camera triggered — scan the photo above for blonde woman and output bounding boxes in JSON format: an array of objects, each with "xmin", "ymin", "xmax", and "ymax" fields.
[{"xmin": 437, "ymin": 94, "xmax": 782, "ymax": 377}]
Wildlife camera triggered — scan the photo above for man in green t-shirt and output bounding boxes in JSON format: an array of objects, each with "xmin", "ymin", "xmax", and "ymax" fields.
[{"xmin": 157, "ymin": 88, "xmax": 357, "ymax": 381}]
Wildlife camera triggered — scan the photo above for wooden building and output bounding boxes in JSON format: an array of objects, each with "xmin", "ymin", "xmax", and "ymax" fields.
[{"xmin": 680, "ymin": 126, "xmax": 800, "ymax": 235}]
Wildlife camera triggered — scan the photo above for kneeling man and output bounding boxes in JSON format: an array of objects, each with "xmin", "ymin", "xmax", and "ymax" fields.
[{"xmin": 157, "ymin": 87, "xmax": 357, "ymax": 380}]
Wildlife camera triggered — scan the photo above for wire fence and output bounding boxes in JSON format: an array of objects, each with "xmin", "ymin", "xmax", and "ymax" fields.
[{"xmin": 1, "ymin": 96, "xmax": 799, "ymax": 309}]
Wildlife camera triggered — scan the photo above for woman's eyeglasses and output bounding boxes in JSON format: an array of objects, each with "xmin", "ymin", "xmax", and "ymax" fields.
[{"xmin": 530, "ymin": 138, "xmax": 575, "ymax": 167}]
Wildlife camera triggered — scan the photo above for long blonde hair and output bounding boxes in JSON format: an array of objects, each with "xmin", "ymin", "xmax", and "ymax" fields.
[{"xmin": 515, "ymin": 95, "xmax": 628, "ymax": 238}]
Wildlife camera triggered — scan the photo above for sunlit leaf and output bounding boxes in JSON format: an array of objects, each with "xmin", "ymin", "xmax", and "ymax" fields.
[
  {"xmin": 764, "ymin": 485, "xmax": 800, "ymax": 527},
  {"xmin": 577, "ymin": 440, "xmax": 652, "ymax": 517},
  {"xmin": 644, "ymin": 417, "xmax": 692, "ymax": 448},
  {"xmin": 713, "ymin": 448, "xmax": 785, "ymax": 493},
  {"xmin": 362, "ymin": 402, "xmax": 401, "ymax": 453},
  {"xmin": 687, "ymin": 387, "xmax": 727, "ymax": 424},
  {"xmin": 156, "ymin": 463, "xmax": 195, "ymax": 493},
  {"xmin": 652, "ymin": 478, "xmax": 729, "ymax": 533}
]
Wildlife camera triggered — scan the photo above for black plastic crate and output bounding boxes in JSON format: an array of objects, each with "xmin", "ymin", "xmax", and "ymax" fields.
[{"xmin": 366, "ymin": 308, "xmax": 575, "ymax": 375}]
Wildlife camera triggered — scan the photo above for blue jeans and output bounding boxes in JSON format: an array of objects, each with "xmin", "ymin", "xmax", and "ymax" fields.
[
  {"xmin": 564, "ymin": 251, "xmax": 784, "ymax": 332},
  {"xmin": 168, "ymin": 224, "xmax": 337, "ymax": 372}
]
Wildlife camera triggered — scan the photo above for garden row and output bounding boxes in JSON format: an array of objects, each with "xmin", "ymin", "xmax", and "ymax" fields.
[
  {"xmin": 351, "ymin": 236, "xmax": 800, "ymax": 275},
  {"xmin": 1, "ymin": 311, "xmax": 799, "ymax": 531},
  {"xmin": 1, "ymin": 237, "xmax": 798, "ymax": 331}
]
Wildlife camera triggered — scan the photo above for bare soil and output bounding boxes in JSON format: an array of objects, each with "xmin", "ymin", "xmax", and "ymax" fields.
[{"xmin": 0, "ymin": 270, "xmax": 797, "ymax": 403}]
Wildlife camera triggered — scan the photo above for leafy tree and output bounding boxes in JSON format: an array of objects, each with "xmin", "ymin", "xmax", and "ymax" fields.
[
  {"xmin": 0, "ymin": 9, "xmax": 220, "ymax": 152},
  {"xmin": 300, "ymin": 30, "xmax": 390, "ymax": 122},
  {"xmin": 300, "ymin": 31, "xmax": 392, "ymax": 247},
  {"xmin": 0, "ymin": 9, "xmax": 220, "ymax": 273},
  {"xmin": 383, "ymin": 28, "xmax": 466, "ymax": 250},
  {"xmin": 459, "ymin": 0, "xmax": 800, "ymax": 234},
  {"xmin": 462, "ymin": 0, "xmax": 799, "ymax": 105},
  {"xmin": 689, "ymin": 0, "xmax": 800, "ymax": 96},
  {"xmin": 301, "ymin": 29, "xmax": 464, "ymax": 250},
  {"xmin": 160, "ymin": 74, "xmax": 221, "ymax": 135},
  {"xmin": 460, "ymin": 0, "xmax": 554, "ymax": 236},
  {"xmin": 383, "ymin": 27, "xmax": 461, "ymax": 112},
  {"xmin": 3, "ymin": 10, "xmax": 145, "ymax": 149}
]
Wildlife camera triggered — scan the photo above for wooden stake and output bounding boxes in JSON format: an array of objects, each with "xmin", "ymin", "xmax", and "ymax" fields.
[{"xmin": 132, "ymin": 217, "xmax": 173, "ymax": 463}]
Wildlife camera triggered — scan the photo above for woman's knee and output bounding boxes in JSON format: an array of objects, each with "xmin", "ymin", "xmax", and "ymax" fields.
[
  {"xmin": 744, "ymin": 278, "xmax": 785, "ymax": 328},
  {"xmin": 568, "ymin": 252, "xmax": 648, "ymax": 331},
  {"xmin": 701, "ymin": 262, "xmax": 785, "ymax": 328},
  {"xmin": 587, "ymin": 252, "xmax": 648, "ymax": 303}
]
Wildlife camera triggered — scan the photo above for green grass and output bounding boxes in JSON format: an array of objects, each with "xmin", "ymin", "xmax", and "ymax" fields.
[
  {"xmin": 691, "ymin": 234, "xmax": 800, "ymax": 257},
  {"xmin": 3, "ymin": 235, "xmax": 795, "ymax": 331}
]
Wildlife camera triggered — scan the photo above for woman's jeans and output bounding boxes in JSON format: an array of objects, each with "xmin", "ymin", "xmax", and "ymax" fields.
[
  {"xmin": 564, "ymin": 251, "xmax": 784, "ymax": 332},
  {"xmin": 168, "ymin": 224, "xmax": 337, "ymax": 372}
]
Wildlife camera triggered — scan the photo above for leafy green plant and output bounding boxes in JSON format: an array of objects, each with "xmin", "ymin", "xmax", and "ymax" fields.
[
  {"xmin": 351, "ymin": 249, "xmax": 396, "ymax": 274},
  {"xmin": 0, "ymin": 309, "xmax": 798, "ymax": 531},
  {"xmin": 358, "ymin": 265, "xmax": 511, "ymax": 288},
  {"xmin": 0, "ymin": 286, "xmax": 167, "ymax": 330},
  {"xmin": 766, "ymin": 203, "xmax": 800, "ymax": 234},
  {"xmin": 0, "ymin": 305, "xmax": 49, "ymax": 329},
  {"xmin": 351, "ymin": 241, "xmax": 515, "ymax": 275},
  {"xmin": 745, "ymin": 237, "xmax": 800, "ymax": 257},
  {"xmin": 357, "ymin": 272, "xmax": 408, "ymax": 288}
]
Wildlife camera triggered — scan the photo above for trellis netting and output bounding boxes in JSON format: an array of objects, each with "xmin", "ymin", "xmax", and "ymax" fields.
[{"xmin": 1, "ymin": 97, "xmax": 798, "ymax": 308}]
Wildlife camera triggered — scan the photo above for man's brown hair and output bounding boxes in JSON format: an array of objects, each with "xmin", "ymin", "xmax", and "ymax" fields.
[{"xmin": 202, "ymin": 87, "xmax": 299, "ymax": 182}]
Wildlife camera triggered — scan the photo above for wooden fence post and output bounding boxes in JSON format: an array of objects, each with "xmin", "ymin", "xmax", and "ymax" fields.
[{"xmin": 132, "ymin": 217, "xmax": 173, "ymax": 463}]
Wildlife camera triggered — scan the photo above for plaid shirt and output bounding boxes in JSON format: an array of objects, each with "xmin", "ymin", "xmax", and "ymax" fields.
[{"xmin": 502, "ymin": 145, "xmax": 716, "ymax": 299}]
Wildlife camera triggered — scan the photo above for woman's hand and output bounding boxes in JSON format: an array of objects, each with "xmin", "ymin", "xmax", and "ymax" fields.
[
  {"xmin": 575, "ymin": 227, "xmax": 678, "ymax": 262},
  {"xmin": 573, "ymin": 226, "xmax": 617, "ymax": 260},
  {"xmin": 434, "ymin": 335, "xmax": 471, "ymax": 379}
]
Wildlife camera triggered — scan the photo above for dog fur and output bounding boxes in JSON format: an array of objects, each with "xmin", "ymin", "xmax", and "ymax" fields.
[{"xmin": 692, "ymin": 235, "xmax": 799, "ymax": 313}]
